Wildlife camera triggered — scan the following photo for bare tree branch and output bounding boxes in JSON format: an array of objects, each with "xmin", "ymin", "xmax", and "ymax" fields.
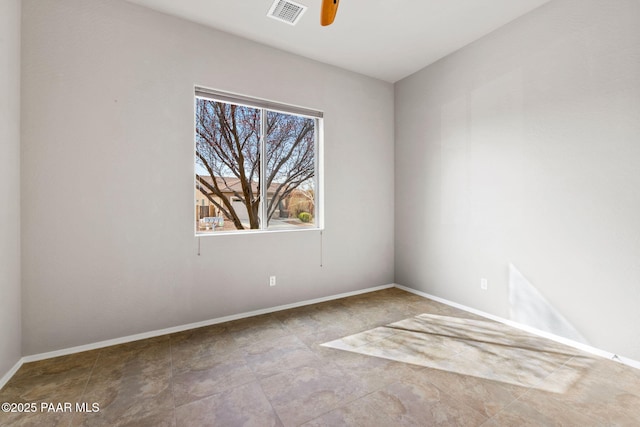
[{"xmin": 195, "ymin": 99, "xmax": 315, "ymax": 230}]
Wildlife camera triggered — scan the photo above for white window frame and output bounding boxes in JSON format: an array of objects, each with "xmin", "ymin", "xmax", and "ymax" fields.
[{"xmin": 194, "ymin": 86, "xmax": 324, "ymax": 236}]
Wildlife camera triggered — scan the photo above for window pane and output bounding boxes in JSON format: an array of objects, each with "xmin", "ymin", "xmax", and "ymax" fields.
[
  {"xmin": 195, "ymin": 99, "xmax": 261, "ymax": 233},
  {"xmin": 265, "ymin": 111, "xmax": 316, "ymax": 230}
]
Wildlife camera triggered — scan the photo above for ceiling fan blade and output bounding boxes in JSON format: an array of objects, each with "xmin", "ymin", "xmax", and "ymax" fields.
[{"xmin": 321, "ymin": 0, "xmax": 339, "ymax": 26}]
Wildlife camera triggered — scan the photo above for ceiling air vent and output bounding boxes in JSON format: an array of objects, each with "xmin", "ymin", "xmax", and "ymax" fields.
[{"xmin": 267, "ymin": 0, "xmax": 307, "ymax": 25}]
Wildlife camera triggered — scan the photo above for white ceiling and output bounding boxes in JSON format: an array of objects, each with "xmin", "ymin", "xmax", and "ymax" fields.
[{"xmin": 125, "ymin": 0, "xmax": 550, "ymax": 82}]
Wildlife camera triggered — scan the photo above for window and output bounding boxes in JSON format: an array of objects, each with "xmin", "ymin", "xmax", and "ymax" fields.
[{"xmin": 194, "ymin": 88, "xmax": 322, "ymax": 234}]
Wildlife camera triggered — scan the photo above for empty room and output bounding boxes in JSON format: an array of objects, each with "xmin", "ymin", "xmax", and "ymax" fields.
[{"xmin": 1, "ymin": 0, "xmax": 639, "ymax": 425}]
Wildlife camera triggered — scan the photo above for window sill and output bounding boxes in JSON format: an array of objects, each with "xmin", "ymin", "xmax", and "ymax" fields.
[{"xmin": 194, "ymin": 227, "xmax": 324, "ymax": 238}]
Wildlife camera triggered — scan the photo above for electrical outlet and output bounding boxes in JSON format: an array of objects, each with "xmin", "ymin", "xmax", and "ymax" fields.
[
  {"xmin": 480, "ymin": 278, "xmax": 488, "ymax": 290},
  {"xmin": 269, "ymin": 276, "xmax": 276, "ymax": 287}
]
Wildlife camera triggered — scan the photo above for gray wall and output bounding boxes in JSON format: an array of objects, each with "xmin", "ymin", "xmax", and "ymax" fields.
[
  {"xmin": 0, "ymin": 0, "xmax": 22, "ymax": 377},
  {"xmin": 395, "ymin": 0, "xmax": 640, "ymax": 360},
  {"xmin": 21, "ymin": 0, "xmax": 394, "ymax": 355}
]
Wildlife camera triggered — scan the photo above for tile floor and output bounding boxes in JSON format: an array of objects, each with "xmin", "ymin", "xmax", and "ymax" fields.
[{"xmin": 1, "ymin": 288, "xmax": 639, "ymax": 426}]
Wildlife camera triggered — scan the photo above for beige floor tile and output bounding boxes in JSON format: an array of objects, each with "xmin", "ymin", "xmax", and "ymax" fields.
[
  {"xmin": 175, "ymin": 381, "xmax": 281, "ymax": 427},
  {"xmin": 259, "ymin": 362, "xmax": 371, "ymax": 426},
  {"xmin": 72, "ymin": 364, "xmax": 173, "ymax": 426},
  {"xmin": 227, "ymin": 314, "xmax": 290, "ymax": 347},
  {"xmin": 0, "ymin": 376, "xmax": 87, "ymax": 427},
  {"xmin": 72, "ymin": 408, "xmax": 176, "ymax": 427},
  {"xmin": 514, "ymin": 355, "xmax": 640, "ymax": 425},
  {"xmin": 323, "ymin": 324, "xmax": 473, "ymax": 370},
  {"xmin": 0, "ymin": 408, "xmax": 75, "ymax": 427},
  {"xmin": 364, "ymin": 376, "xmax": 488, "ymax": 426},
  {"xmin": 488, "ymin": 396, "xmax": 597, "ymax": 426},
  {"xmin": 275, "ymin": 304, "xmax": 340, "ymax": 334},
  {"xmin": 0, "ymin": 372, "xmax": 87, "ymax": 404},
  {"xmin": 170, "ymin": 325, "xmax": 239, "ymax": 373},
  {"xmin": 8, "ymin": 350, "xmax": 99, "ymax": 387},
  {"xmin": 418, "ymin": 367, "xmax": 527, "ymax": 418},
  {"xmin": 324, "ymin": 348, "xmax": 425, "ymax": 391},
  {"xmin": 301, "ymin": 394, "xmax": 397, "ymax": 427},
  {"xmin": 450, "ymin": 342, "xmax": 573, "ymax": 391},
  {"xmin": 91, "ymin": 337, "xmax": 171, "ymax": 380},
  {"xmin": 15, "ymin": 350, "xmax": 100, "ymax": 378},
  {"xmin": 241, "ymin": 334, "xmax": 321, "ymax": 379},
  {"xmin": 171, "ymin": 348, "xmax": 256, "ymax": 406}
]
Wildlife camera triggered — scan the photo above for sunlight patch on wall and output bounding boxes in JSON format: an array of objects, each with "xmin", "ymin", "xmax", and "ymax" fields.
[{"xmin": 509, "ymin": 263, "xmax": 588, "ymax": 344}]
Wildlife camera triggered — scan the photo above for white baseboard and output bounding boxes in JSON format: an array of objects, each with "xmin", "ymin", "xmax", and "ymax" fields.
[
  {"xmin": 0, "ymin": 358, "xmax": 23, "ymax": 390},
  {"xmin": 21, "ymin": 283, "xmax": 394, "ymax": 364},
  {"xmin": 394, "ymin": 284, "xmax": 640, "ymax": 371}
]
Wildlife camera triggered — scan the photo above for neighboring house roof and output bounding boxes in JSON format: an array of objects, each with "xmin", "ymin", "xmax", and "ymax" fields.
[{"xmin": 197, "ymin": 176, "xmax": 280, "ymax": 196}]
